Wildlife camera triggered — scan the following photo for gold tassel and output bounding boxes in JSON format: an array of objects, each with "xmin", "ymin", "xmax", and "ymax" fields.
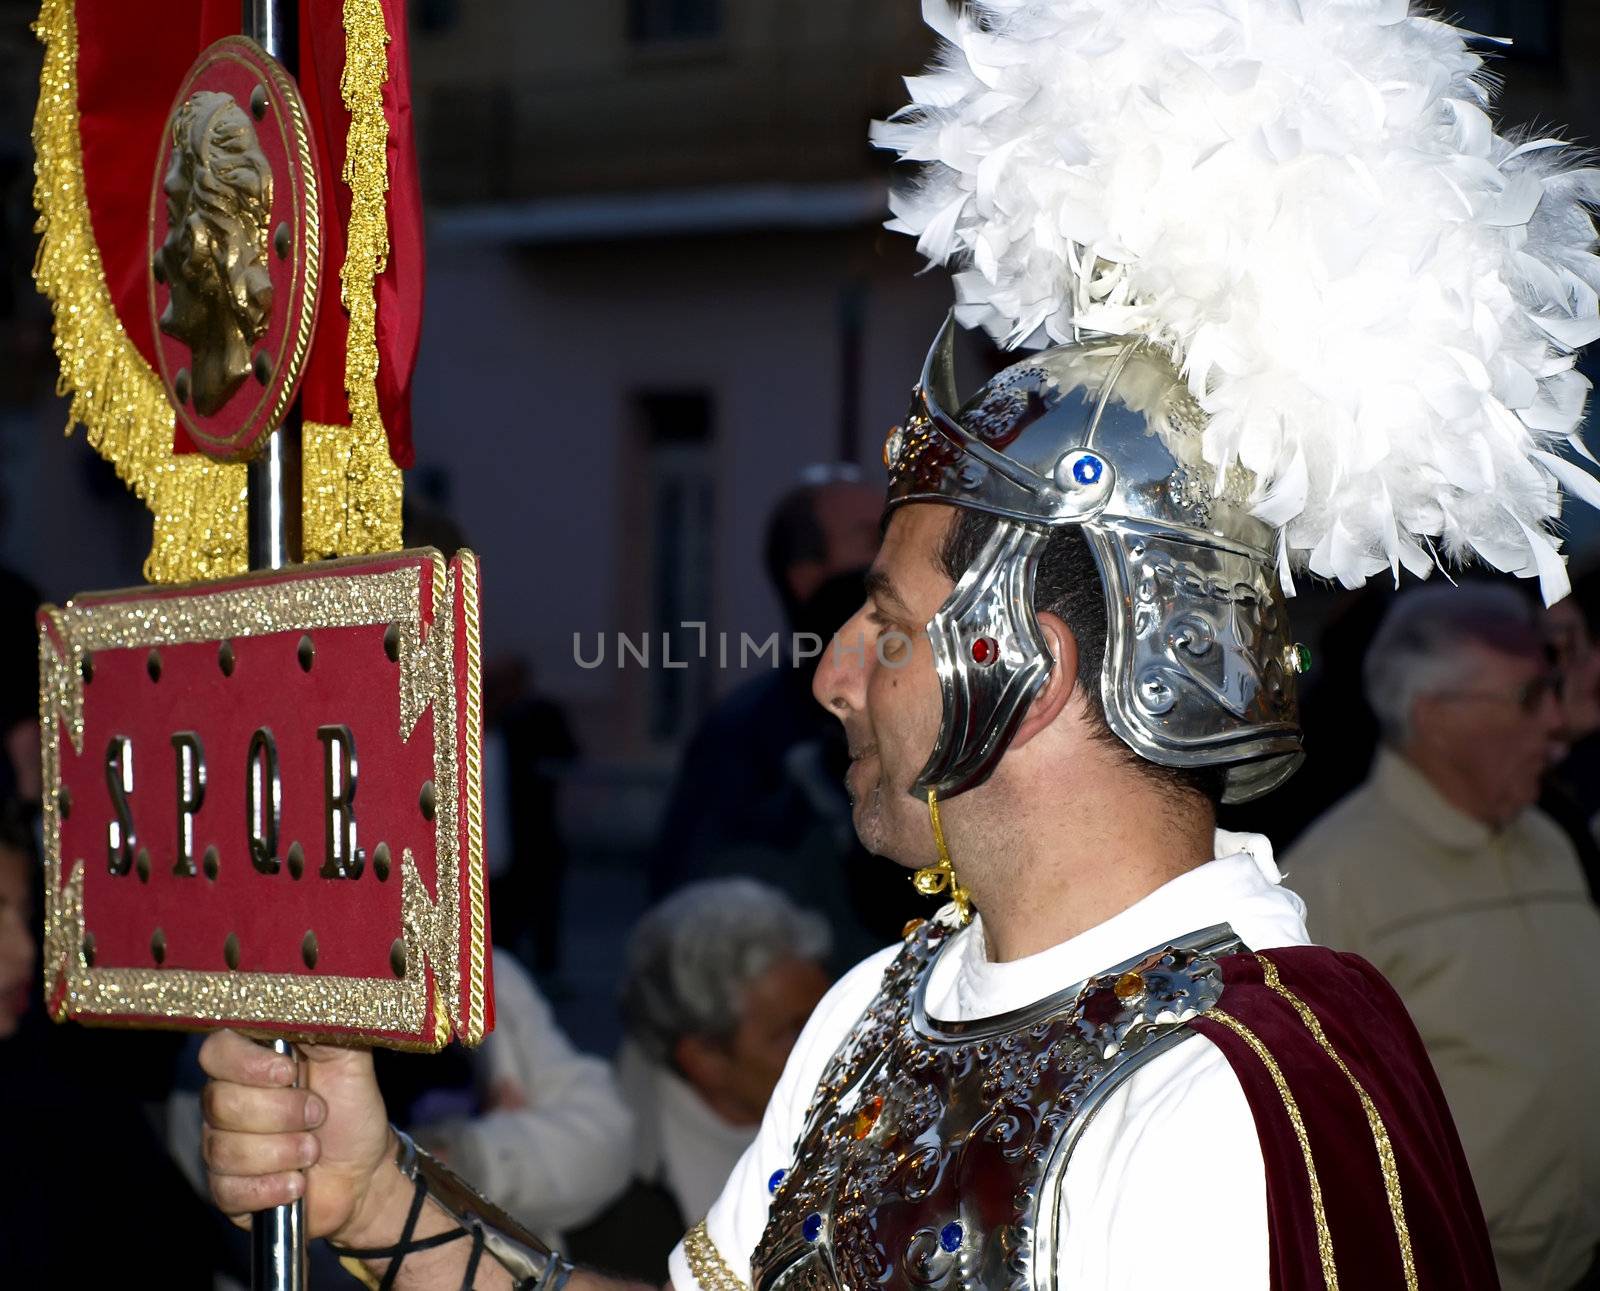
[
  {"xmin": 303, "ymin": 0, "xmax": 404, "ymax": 561},
  {"xmin": 303, "ymin": 419, "xmax": 402, "ymax": 559},
  {"xmin": 30, "ymin": 0, "xmax": 247, "ymax": 584},
  {"xmin": 912, "ymin": 787, "xmax": 972, "ymax": 924}
]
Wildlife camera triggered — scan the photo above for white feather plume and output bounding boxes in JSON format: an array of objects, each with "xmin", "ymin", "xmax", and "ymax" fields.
[{"xmin": 872, "ymin": 0, "xmax": 1600, "ymax": 601}]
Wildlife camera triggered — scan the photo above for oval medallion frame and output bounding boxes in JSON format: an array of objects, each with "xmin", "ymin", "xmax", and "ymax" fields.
[{"xmin": 147, "ymin": 35, "xmax": 321, "ymax": 463}]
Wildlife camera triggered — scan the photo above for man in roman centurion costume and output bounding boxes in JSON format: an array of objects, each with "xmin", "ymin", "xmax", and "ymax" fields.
[{"xmin": 196, "ymin": 1, "xmax": 1600, "ymax": 1287}]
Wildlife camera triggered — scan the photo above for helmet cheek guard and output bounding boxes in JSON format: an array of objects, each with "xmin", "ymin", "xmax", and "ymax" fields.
[
  {"xmin": 887, "ymin": 315, "xmax": 1304, "ymax": 805},
  {"xmin": 914, "ymin": 518, "xmax": 1052, "ymax": 798}
]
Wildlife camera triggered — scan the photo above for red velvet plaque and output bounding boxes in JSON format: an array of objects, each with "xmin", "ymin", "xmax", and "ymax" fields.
[{"xmin": 37, "ymin": 549, "xmax": 493, "ymax": 1050}]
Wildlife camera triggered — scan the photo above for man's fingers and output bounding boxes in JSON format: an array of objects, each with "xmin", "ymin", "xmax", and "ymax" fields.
[
  {"xmin": 202, "ymin": 1126, "xmax": 319, "ymax": 1176},
  {"xmin": 199, "ymin": 1029, "xmax": 297, "ymax": 1087},
  {"xmin": 202, "ymin": 1080, "xmax": 326, "ymax": 1134},
  {"xmin": 210, "ymin": 1168, "xmax": 305, "ymax": 1218}
]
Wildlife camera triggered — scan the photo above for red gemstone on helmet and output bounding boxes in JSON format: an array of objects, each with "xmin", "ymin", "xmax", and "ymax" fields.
[{"xmin": 971, "ymin": 636, "xmax": 997, "ymax": 664}]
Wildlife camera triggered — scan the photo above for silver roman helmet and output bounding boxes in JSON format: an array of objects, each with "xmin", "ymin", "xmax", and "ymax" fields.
[{"xmin": 885, "ymin": 316, "xmax": 1305, "ymax": 805}]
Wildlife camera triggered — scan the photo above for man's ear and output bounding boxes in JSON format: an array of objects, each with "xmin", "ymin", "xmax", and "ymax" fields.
[{"xmin": 1009, "ymin": 610, "xmax": 1080, "ymax": 751}]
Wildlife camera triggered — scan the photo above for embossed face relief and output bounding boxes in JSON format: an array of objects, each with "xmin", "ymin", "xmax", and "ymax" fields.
[
  {"xmin": 156, "ymin": 91, "xmax": 274, "ymax": 417},
  {"xmin": 814, "ymin": 504, "xmax": 952, "ymax": 865}
]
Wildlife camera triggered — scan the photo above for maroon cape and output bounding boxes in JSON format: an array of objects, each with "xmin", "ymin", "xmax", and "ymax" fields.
[{"xmin": 1191, "ymin": 947, "xmax": 1499, "ymax": 1290}]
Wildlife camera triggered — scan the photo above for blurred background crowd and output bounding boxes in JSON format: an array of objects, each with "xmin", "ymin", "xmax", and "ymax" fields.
[{"xmin": 1, "ymin": 1, "xmax": 1599, "ymax": 1288}]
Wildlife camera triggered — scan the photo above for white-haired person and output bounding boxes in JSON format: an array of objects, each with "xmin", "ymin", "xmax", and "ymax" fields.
[
  {"xmin": 566, "ymin": 879, "xmax": 831, "ymax": 1283},
  {"xmin": 1289, "ymin": 583, "xmax": 1600, "ymax": 1291}
]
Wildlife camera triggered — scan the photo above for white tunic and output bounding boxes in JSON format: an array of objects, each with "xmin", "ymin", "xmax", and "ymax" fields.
[{"xmin": 668, "ymin": 831, "xmax": 1311, "ymax": 1291}]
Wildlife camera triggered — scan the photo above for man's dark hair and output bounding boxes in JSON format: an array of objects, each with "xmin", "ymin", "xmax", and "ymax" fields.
[{"xmin": 938, "ymin": 508, "xmax": 1226, "ymax": 808}]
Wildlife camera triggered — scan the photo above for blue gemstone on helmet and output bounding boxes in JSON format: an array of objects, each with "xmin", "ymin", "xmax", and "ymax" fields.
[
  {"xmin": 1071, "ymin": 455, "xmax": 1102, "ymax": 486},
  {"xmin": 939, "ymin": 1221, "xmax": 963, "ymax": 1252},
  {"xmin": 768, "ymin": 1169, "xmax": 787, "ymax": 1195},
  {"xmin": 803, "ymin": 1213, "xmax": 823, "ymax": 1243}
]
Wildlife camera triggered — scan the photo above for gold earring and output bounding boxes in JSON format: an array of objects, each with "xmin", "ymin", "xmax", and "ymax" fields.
[{"xmin": 912, "ymin": 787, "xmax": 972, "ymax": 925}]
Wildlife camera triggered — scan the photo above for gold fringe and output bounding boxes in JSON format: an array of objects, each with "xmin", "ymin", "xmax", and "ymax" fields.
[
  {"xmin": 30, "ymin": 0, "xmax": 247, "ymax": 583},
  {"xmin": 301, "ymin": 0, "xmax": 404, "ymax": 561},
  {"xmin": 303, "ymin": 420, "xmax": 402, "ymax": 559}
]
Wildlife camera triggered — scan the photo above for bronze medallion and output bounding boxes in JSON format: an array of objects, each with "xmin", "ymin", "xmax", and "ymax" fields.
[{"xmin": 147, "ymin": 36, "xmax": 321, "ymax": 462}]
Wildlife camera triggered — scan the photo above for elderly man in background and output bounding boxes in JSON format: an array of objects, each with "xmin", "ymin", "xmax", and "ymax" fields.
[
  {"xmin": 566, "ymin": 879, "xmax": 831, "ymax": 1283},
  {"xmin": 1542, "ymin": 568, "xmax": 1600, "ymax": 897},
  {"xmin": 1289, "ymin": 583, "xmax": 1600, "ymax": 1291}
]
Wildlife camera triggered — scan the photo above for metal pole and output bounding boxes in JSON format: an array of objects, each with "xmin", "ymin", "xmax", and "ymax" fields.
[
  {"xmin": 245, "ymin": 3, "xmax": 306, "ymax": 1288},
  {"xmin": 245, "ymin": 0, "xmax": 303, "ymax": 572}
]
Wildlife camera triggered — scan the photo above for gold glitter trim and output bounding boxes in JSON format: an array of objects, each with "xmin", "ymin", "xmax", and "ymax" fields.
[
  {"xmin": 303, "ymin": 420, "xmax": 403, "ymax": 561},
  {"xmin": 684, "ymin": 1221, "xmax": 750, "ymax": 1291},
  {"xmin": 1209, "ymin": 1008, "xmax": 1339, "ymax": 1291},
  {"xmin": 1258, "ymin": 956, "xmax": 1416, "ymax": 1291},
  {"xmin": 37, "ymin": 550, "xmax": 486, "ymax": 1049},
  {"xmin": 30, "ymin": 0, "xmax": 247, "ymax": 583}
]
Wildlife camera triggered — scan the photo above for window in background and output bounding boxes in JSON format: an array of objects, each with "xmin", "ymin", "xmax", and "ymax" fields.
[
  {"xmin": 1451, "ymin": 0, "xmax": 1559, "ymax": 61},
  {"xmin": 638, "ymin": 391, "xmax": 715, "ymax": 743},
  {"xmin": 628, "ymin": 0, "xmax": 722, "ymax": 45}
]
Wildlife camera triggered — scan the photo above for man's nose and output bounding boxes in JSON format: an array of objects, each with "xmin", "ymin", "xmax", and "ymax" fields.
[{"xmin": 813, "ymin": 605, "xmax": 870, "ymax": 717}]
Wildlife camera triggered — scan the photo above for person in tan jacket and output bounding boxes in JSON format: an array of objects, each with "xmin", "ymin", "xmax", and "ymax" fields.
[{"xmin": 1289, "ymin": 583, "xmax": 1600, "ymax": 1291}]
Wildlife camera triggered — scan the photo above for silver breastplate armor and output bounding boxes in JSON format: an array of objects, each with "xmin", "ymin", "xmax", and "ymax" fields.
[{"xmin": 751, "ymin": 920, "xmax": 1242, "ymax": 1291}]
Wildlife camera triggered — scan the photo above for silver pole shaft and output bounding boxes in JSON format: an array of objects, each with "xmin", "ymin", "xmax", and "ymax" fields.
[
  {"xmin": 244, "ymin": 4, "xmax": 306, "ymax": 1290},
  {"xmin": 250, "ymin": 1037, "xmax": 309, "ymax": 1291}
]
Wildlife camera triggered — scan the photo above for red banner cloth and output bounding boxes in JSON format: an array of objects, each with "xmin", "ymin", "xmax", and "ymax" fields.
[{"xmin": 73, "ymin": 0, "xmax": 420, "ymax": 468}]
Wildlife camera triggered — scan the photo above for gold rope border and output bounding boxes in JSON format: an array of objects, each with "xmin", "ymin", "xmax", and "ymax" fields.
[
  {"xmin": 302, "ymin": 0, "xmax": 405, "ymax": 562},
  {"xmin": 30, "ymin": 0, "xmax": 247, "ymax": 584},
  {"xmin": 457, "ymin": 550, "xmax": 488, "ymax": 1043},
  {"xmin": 1257, "ymin": 956, "xmax": 1417, "ymax": 1291},
  {"xmin": 684, "ymin": 1221, "xmax": 751, "ymax": 1291},
  {"xmin": 1208, "ymin": 1008, "xmax": 1340, "ymax": 1291}
]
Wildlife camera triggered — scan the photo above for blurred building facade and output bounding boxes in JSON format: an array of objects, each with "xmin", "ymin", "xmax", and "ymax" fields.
[
  {"xmin": 403, "ymin": 0, "xmax": 947, "ymax": 849},
  {"xmin": 0, "ymin": 0, "xmax": 1597, "ymax": 854}
]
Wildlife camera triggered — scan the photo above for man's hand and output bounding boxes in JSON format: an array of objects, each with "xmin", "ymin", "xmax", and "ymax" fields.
[{"xmin": 199, "ymin": 1030, "xmax": 402, "ymax": 1246}]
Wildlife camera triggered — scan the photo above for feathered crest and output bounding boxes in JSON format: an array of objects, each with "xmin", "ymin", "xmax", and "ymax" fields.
[{"xmin": 873, "ymin": 0, "xmax": 1600, "ymax": 601}]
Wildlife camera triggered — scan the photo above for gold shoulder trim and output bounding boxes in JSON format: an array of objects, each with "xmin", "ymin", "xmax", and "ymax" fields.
[
  {"xmin": 1257, "ymin": 955, "xmax": 1417, "ymax": 1291},
  {"xmin": 684, "ymin": 1220, "xmax": 751, "ymax": 1291},
  {"xmin": 1209, "ymin": 1007, "xmax": 1340, "ymax": 1291}
]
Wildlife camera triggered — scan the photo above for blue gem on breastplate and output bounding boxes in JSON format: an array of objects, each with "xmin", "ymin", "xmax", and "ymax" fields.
[
  {"xmin": 802, "ymin": 1213, "xmax": 823, "ymax": 1243},
  {"xmin": 939, "ymin": 1222, "xmax": 963, "ymax": 1253},
  {"xmin": 768, "ymin": 1169, "xmax": 786, "ymax": 1195},
  {"xmin": 1071, "ymin": 455, "xmax": 1102, "ymax": 486}
]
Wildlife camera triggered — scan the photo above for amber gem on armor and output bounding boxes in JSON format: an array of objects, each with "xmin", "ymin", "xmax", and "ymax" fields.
[
  {"xmin": 852, "ymin": 1094, "xmax": 885, "ymax": 1140},
  {"xmin": 902, "ymin": 917, "xmax": 927, "ymax": 941},
  {"xmin": 1114, "ymin": 970, "xmax": 1146, "ymax": 1004}
]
